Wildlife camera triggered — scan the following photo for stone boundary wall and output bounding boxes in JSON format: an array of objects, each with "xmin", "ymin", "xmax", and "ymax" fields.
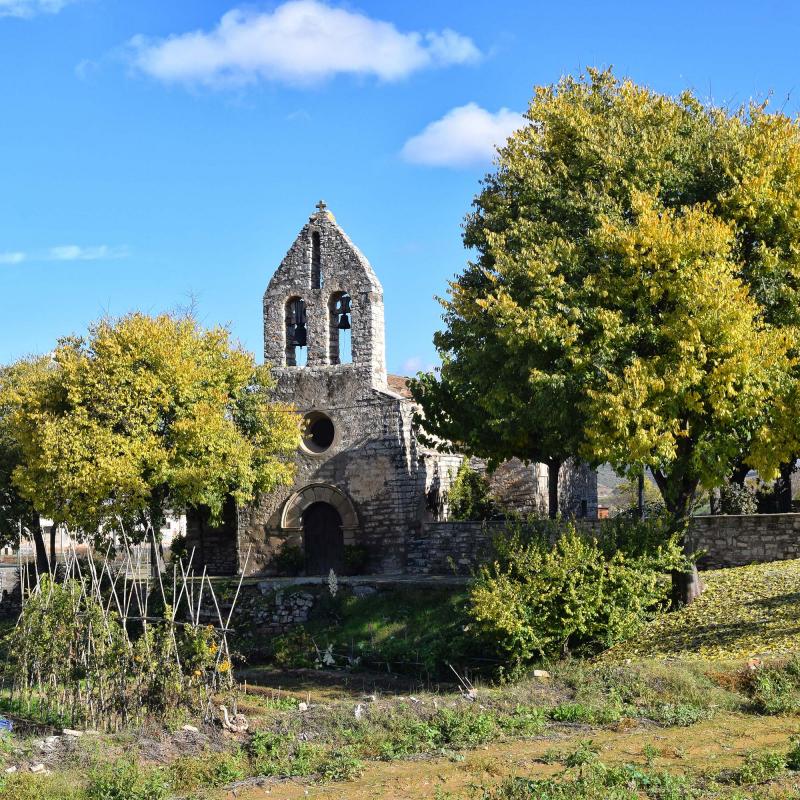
[
  {"xmin": 407, "ymin": 521, "xmax": 507, "ymax": 575},
  {"xmin": 688, "ymin": 514, "xmax": 800, "ymax": 569},
  {"xmin": 409, "ymin": 514, "xmax": 800, "ymax": 574},
  {"xmin": 197, "ymin": 582, "xmax": 317, "ymax": 636}
]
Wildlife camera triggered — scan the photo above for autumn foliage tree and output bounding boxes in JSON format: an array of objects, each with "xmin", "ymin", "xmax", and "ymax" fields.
[
  {"xmin": 0, "ymin": 313, "xmax": 301, "ymax": 567},
  {"xmin": 414, "ymin": 69, "xmax": 800, "ymax": 603}
]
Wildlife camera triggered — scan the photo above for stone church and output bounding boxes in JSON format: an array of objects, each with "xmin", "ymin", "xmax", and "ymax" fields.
[{"xmin": 186, "ymin": 203, "xmax": 597, "ymax": 576}]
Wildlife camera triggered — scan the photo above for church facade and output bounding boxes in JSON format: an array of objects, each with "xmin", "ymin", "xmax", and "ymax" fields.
[{"xmin": 186, "ymin": 204, "xmax": 598, "ymax": 576}]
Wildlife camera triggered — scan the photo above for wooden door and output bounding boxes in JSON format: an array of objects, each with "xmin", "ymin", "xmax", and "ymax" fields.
[{"xmin": 303, "ymin": 502, "xmax": 344, "ymax": 575}]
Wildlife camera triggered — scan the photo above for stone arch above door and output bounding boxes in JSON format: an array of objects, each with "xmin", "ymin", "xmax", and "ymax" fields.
[{"xmin": 281, "ymin": 484, "xmax": 358, "ymax": 544}]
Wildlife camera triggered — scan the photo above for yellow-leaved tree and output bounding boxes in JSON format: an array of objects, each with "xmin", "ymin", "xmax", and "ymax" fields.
[
  {"xmin": 0, "ymin": 312, "xmax": 301, "ymax": 572},
  {"xmin": 413, "ymin": 69, "xmax": 800, "ymax": 604}
]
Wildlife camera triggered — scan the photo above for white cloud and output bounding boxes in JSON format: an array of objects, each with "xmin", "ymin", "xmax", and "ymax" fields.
[
  {"xmin": 0, "ymin": 0, "xmax": 76, "ymax": 18},
  {"xmin": 402, "ymin": 103, "xmax": 526, "ymax": 168},
  {"xmin": 399, "ymin": 356, "xmax": 435, "ymax": 375},
  {"xmin": 0, "ymin": 245, "xmax": 128, "ymax": 263},
  {"xmin": 48, "ymin": 244, "xmax": 128, "ymax": 261},
  {"xmin": 129, "ymin": 0, "xmax": 480, "ymax": 87}
]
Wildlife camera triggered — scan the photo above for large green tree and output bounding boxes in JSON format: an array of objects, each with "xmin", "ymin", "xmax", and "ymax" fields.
[
  {"xmin": 0, "ymin": 313, "xmax": 301, "ymax": 564},
  {"xmin": 413, "ymin": 69, "xmax": 800, "ymax": 602},
  {"xmin": 0, "ymin": 360, "xmax": 52, "ymax": 573}
]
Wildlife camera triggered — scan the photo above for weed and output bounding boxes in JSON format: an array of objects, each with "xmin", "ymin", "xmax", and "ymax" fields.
[
  {"xmin": 647, "ymin": 702, "xmax": 711, "ymax": 727},
  {"xmin": 376, "ymin": 714, "xmax": 440, "ymax": 759},
  {"xmin": 786, "ymin": 736, "xmax": 800, "ymax": 771},
  {"xmin": 434, "ymin": 707, "xmax": 496, "ymax": 747},
  {"xmin": 729, "ymin": 750, "xmax": 786, "ymax": 785},
  {"xmin": 86, "ymin": 759, "xmax": 169, "ymax": 800},
  {"xmin": 550, "ymin": 702, "xmax": 620, "ymax": 725},
  {"xmin": 750, "ymin": 667, "xmax": 800, "ymax": 714},
  {"xmin": 564, "ymin": 740, "xmax": 600, "ymax": 774},
  {"xmin": 641, "ymin": 743, "xmax": 659, "ymax": 765},
  {"xmin": 317, "ymin": 749, "xmax": 364, "ymax": 781},
  {"xmin": 497, "ymin": 705, "xmax": 547, "ymax": 736}
]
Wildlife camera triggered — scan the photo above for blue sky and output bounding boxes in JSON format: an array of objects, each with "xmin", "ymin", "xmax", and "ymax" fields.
[{"xmin": 2, "ymin": 0, "xmax": 800, "ymax": 375}]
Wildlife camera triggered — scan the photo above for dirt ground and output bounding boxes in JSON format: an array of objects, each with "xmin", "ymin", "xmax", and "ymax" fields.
[{"xmin": 216, "ymin": 712, "xmax": 800, "ymax": 800}]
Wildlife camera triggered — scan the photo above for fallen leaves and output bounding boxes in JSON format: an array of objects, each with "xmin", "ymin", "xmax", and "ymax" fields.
[{"xmin": 604, "ymin": 559, "xmax": 800, "ymax": 662}]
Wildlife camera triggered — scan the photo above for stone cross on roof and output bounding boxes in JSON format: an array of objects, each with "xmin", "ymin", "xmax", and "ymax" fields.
[{"xmin": 315, "ymin": 200, "xmax": 327, "ymax": 213}]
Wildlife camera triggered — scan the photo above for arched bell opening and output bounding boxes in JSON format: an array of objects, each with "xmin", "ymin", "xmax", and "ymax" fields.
[
  {"xmin": 285, "ymin": 296, "xmax": 308, "ymax": 367},
  {"xmin": 311, "ymin": 231, "xmax": 322, "ymax": 289},
  {"xmin": 328, "ymin": 291, "xmax": 352, "ymax": 365}
]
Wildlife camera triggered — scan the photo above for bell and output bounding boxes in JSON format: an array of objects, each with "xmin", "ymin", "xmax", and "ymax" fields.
[
  {"xmin": 337, "ymin": 313, "xmax": 351, "ymax": 330},
  {"xmin": 295, "ymin": 323, "xmax": 307, "ymax": 346}
]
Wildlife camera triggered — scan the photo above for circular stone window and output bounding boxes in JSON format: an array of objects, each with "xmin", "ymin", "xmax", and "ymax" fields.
[{"xmin": 302, "ymin": 411, "xmax": 335, "ymax": 454}]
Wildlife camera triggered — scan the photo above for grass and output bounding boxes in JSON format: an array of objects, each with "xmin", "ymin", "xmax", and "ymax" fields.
[
  {"xmin": 264, "ymin": 587, "xmax": 483, "ymax": 677},
  {"xmin": 9, "ymin": 560, "xmax": 800, "ymax": 798},
  {"xmin": 3, "ymin": 656, "xmax": 800, "ymax": 798},
  {"xmin": 605, "ymin": 558, "xmax": 800, "ymax": 662}
]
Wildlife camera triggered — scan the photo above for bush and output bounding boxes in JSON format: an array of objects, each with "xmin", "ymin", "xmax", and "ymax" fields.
[
  {"xmin": 750, "ymin": 664, "xmax": 800, "ymax": 714},
  {"xmin": 272, "ymin": 542, "xmax": 305, "ymax": 576},
  {"xmin": 719, "ymin": 482, "xmax": 758, "ymax": 514},
  {"xmin": 786, "ymin": 736, "xmax": 800, "ymax": 770},
  {"xmin": 730, "ymin": 750, "xmax": 786, "ymax": 785},
  {"xmin": 646, "ymin": 702, "xmax": 710, "ymax": 727},
  {"xmin": 434, "ymin": 707, "xmax": 496, "ymax": 747},
  {"xmin": 448, "ymin": 461, "xmax": 501, "ymax": 521},
  {"xmin": 87, "ymin": 760, "xmax": 169, "ymax": 800},
  {"xmin": 343, "ymin": 544, "xmax": 369, "ymax": 575},
  {"xmin": 470, "ymin": 525, "xmax": 685, "ymax": 664}
]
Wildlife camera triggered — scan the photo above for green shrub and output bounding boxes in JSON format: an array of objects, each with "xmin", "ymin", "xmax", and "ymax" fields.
[
  {"xmin": 87, "ymin": 760, "xmax": 169, "ymax": 800},
  {"xmin": 434, "ymin": 707, "xmax": 496, "ymax": 747},
  {"xmin": 647, "ymin": 702, "xmax": 711, "ymax": 727},
  {"xmin": 377, "ymin": 714, "xmax": 441, "ymax": 759},
  {"xmin": 317, "ymin": 749, "xmax": 365, "ymax": 781},
  {"xmin": 248, "ymin": 730, "xmax": 294, "ymax": 776},
  {"xmin": 730, "ymin": 750, "xmax": 786, "ymax": 785},
  {"xmin": 787, "ymin": 736, "xmax": 800, "ymax": 771},
  {"xmin": 210, "ymin": 750, "xmax": 247, "ymax": 786},
  {"xmin": 497, "ymin": 705, "xmax": 547, "ymax": 735},
  {"xmin": 272, "ymin": 542, "xmax": 305, "ymax": 576},
  {"xmin": 269, "ymin": 627, "xmax": 315, "ymax": 668},
  {"xmin": 750, "ymin": 666, "xmax": 800, "ymax": 714},
  {"xmin": 448, "ymin": 461, "xmax": 501, "ymax": 521},
  {"xmin": 470, "ymin": 525, "xmax": 685, "ymax": 664},
  {"xmin": 549, "ymin": 702, "xmax": 621, "ymax": 726},
  {"xmin": 720, "ymin": 482, "xmax": 758, "ymax": 514},
  {"xmin": 481, "ymin": 758, "xmax": 693, "ymax": 800},
  {"xmin": 343, "ymin": 544, "xmax": 369, "ymax": 575}
]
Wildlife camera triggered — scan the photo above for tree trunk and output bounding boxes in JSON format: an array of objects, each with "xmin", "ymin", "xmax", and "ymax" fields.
[
  {"xmin": 651, "ymin": 468, "xmax": 704, "ymax": 606},
  {"xmin": 670, "ymin": 563, "xmax": 703, "ymax": 607},
  {"xmin": 30, "ymin": 517, "xmax": 50, "ymax": 578},
  {"xmin": 149, "ymin": 535, "xmax": 165, "ymax": 578},
  {"xmin": 49, "ymin": 522, "xmax": 57, "ymax": 569},
  {"xmin": 773, "ymin": 460, "xmax": 794, "ymax": 513},
  {"xmin": 547, "ymin": 458, "xmax": 562, "ymax": 519},
  {"xmin": 637, "ymin": 474, "xmax": 645, "ymax": 519},
  {"xmin": 709, "ymin": 487, "xmax": 721, "ymax": 515},
  {"xmin": 730, "ymin": 462, "xmax": 750, "ymax": 487}
]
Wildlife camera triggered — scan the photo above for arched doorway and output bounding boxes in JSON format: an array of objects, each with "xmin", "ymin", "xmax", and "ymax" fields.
[{"xmin": 303, "ymin": 502, "xmax": 344, "ymax": 575}]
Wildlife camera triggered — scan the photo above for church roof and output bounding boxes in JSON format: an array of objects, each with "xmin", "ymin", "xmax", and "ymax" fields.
[{"xmin": 387, "ymin": 374, "xmax": 413, "ymax": 399}]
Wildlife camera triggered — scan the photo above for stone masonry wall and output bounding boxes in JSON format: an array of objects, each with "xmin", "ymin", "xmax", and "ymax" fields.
[
  {"xmin": 409, "ymin": 514, "xmax": 800, "ymax": 575},
  {"xmin": 407, "ymin": 521, "xmax": 507, "ymax": 575},
  {"xmin": 197, "ymin": 582, "xmax": 317, "ymax": 636},
  {"xmin": 688, "ymin": 514, "xmax": 800, "ymax": 569}
]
